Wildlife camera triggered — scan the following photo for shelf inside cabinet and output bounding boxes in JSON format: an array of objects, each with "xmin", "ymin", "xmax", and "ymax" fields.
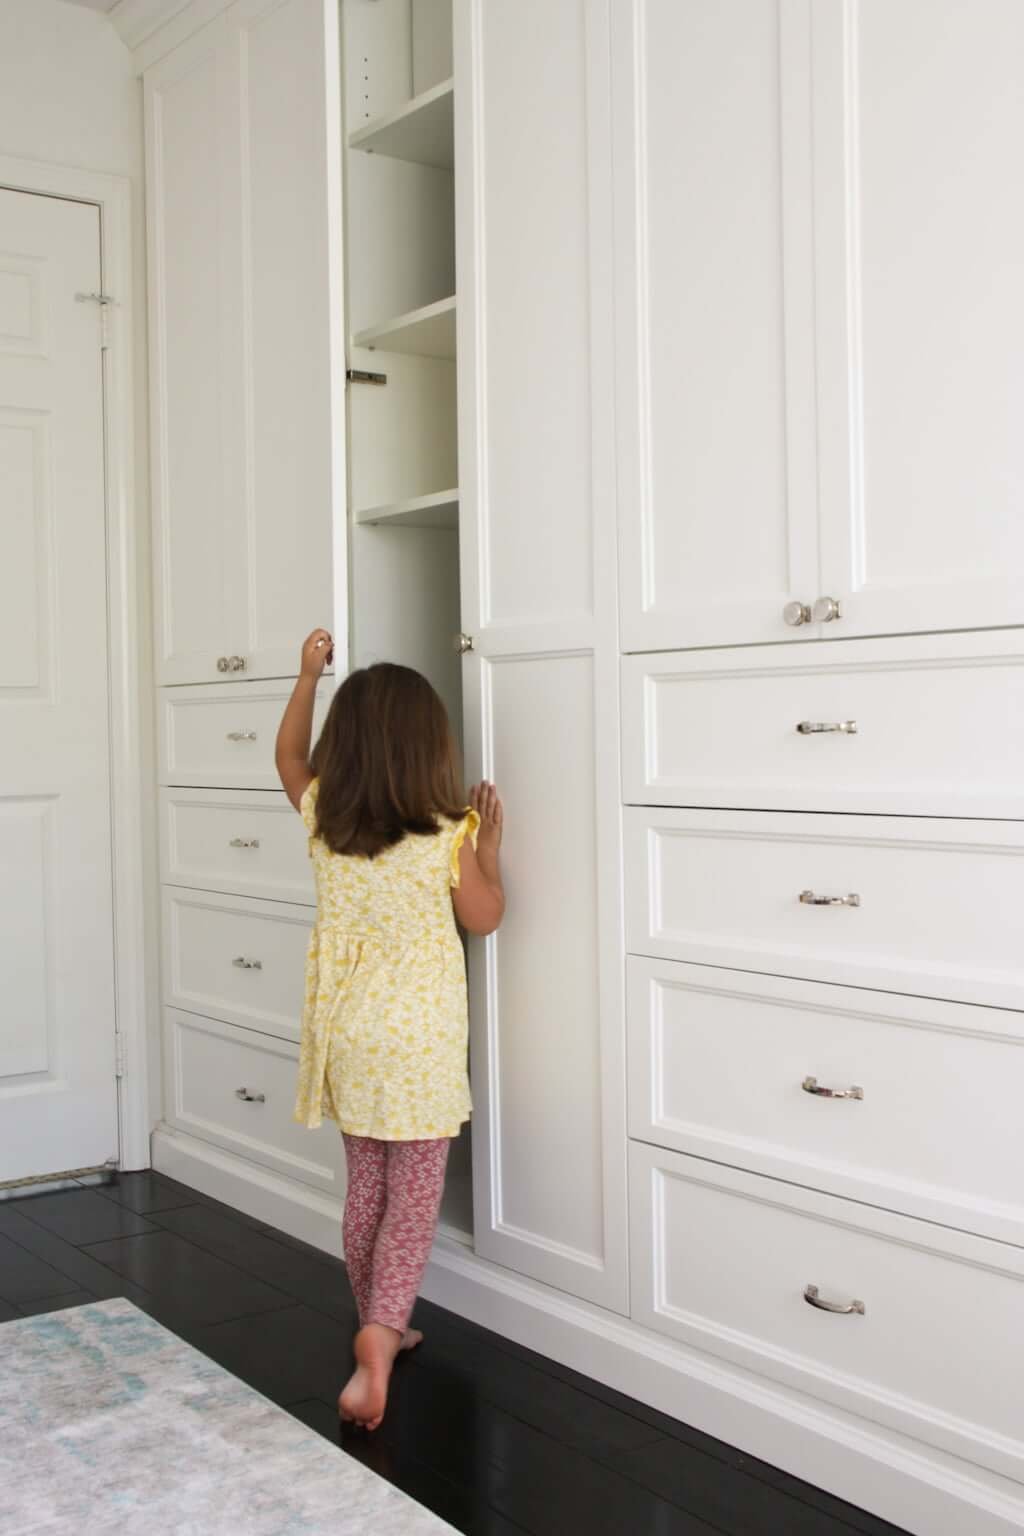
[
  {"xmin": 353, "ymin": 296, "xmax": 456, "ymax": 359},
  {"xmin": 354, "ymin": 488, "xmax": 458, "ymax": 530},
  {"xmin": 349, "ymin": 79, "xmax": 454, "ymax": 170}
]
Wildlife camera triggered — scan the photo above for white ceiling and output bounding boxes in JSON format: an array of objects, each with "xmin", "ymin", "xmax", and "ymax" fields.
[{"xmin": 58, "ymin": 0, "xmax": 120, "ymax": 13}]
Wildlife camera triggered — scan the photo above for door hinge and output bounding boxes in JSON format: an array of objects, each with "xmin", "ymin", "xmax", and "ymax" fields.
[
  {"xmin": 346, "ymin": 367, "xmax": 387, "ymax": 386},
  {"xmin": 75, "ymin": 291, "xmax": 115, "ymax": 351},
  {"xmin": 114, "ymin": 1033, "xmax": 126, "ymax": 1080}
]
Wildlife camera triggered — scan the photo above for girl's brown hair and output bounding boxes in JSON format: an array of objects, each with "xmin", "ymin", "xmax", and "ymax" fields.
[{"xmin": 310, "ymin": 663, "xmax": 465, "ymax": 857}]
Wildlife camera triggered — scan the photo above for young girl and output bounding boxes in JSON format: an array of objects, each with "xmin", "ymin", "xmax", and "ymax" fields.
[{"xmin": 275, "ymin": 629, "xmax": 504, "ymax": 1432}]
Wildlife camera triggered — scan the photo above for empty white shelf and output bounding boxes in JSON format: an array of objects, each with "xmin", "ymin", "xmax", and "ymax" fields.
[
  {"xmin": 349, "ymin": 79, "xmax": 454, "ymax": 171},
  {"xmin": 353, "ymin": 296, "xmax": 456, "ymax": 359},
  {"xmin": 354, "ymin": 488, "xmax": 459, "ymax": 530}
]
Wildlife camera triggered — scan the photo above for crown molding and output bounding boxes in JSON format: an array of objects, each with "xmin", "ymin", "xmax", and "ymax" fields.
[{"xmin": 107, "ymin": 0, "xmax": 194, "ymax": 49}]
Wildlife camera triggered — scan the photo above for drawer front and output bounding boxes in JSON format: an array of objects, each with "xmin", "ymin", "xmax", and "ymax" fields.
[
  {"xmin": 624, "ymin": 807, "xmax": 1024, "ymax": 1011},
  {"xmin": 630, "ymin": 1143, "xmax": 1024, "ymax": 1482},
  {"xmin": 160, "ymin": 788, "xmax": 314, "ymax": 905},
  {"xmin": 159, "ymin": 679, "xmax": 331, "ymax": 790},
  {"xmin": 163, "ymin": 1009, "xmax": 345, "ymax": 1195},
  {"xmin": 162, "ymin": 888, "xmax": 312, "ymax": 1041},
  {"xmin": 622, "ymin": 631, "xmax": 1024, "ymax": 818},
  {"xmin": 628, "ymin": 958, "xmax": 1024, "ymax": 1247}
]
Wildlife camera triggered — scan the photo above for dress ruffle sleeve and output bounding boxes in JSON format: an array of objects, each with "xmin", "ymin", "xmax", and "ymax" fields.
[
  {"xmin": 299, "ymin": 778, "xmax": 319, "ymax": 838},
  {"xmin": 449, "ymin": 808, "xmax": 481, "ymax": 888}
]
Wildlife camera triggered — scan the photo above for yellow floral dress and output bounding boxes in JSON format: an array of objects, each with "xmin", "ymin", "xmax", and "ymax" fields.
[{"xmin": 294, "ymin": 779, "xmax": 478, "ymax": 1140}]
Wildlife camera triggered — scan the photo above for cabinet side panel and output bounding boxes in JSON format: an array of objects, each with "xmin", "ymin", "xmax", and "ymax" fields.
[{"xmin": 485, "ymin": 654, "xmax": 604, "ymax": 1266}]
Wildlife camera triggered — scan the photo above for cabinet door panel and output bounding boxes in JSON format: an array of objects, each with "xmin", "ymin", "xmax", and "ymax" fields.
[
  {"xmin": 236, "ymin": 0, "xmax": 342, "ymax": 678},
  {"xmin": 146, "ymin": 0, "xmax": 345, "ymax": 686},
  {"xmin": 146, "ymin": 22, "xmax": 240, "ymax": 684},
  {"xmin": 613, "ymin": 0, "xmax": 819, "ymax": 651},
  {"xmin": 814, "ymin": 0, "xmax": 1024, "ymax": 638},
  {"xmin": 455, "ymin": 0, "xmax": 627, "ymax": 1311}
]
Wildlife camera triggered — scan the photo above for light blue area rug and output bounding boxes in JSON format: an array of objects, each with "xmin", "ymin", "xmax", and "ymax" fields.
[{"xmin": 0, "ymin": 1298, "xmax": 454, "ymax": 1534}]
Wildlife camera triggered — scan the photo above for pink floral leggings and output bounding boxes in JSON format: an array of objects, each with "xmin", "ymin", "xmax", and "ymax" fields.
[{"xmin": 341, "ymin": 1134, "xmax": 450, "ymax": 1335}]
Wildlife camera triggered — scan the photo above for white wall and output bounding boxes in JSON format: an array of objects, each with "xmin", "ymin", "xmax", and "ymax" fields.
[{"xmin": 0, "ymin": 0, "xmax": 161, "ymax": 1154}]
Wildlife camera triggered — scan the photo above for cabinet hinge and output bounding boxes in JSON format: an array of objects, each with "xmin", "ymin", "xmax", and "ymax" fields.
[
  {"xmin": 114, "ymin": 1033, "xmax": 126, "ymax": 1080},
  {"xmin": 346, "ymin": 367, "xmax": 387, "ymax": 386}
]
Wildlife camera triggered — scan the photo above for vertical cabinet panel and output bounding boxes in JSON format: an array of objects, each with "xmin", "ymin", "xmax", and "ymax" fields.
[
  {"xmin": 146, "ymin": 0, "xmax": 345, "ymax": 686},
  {"xmin": 814, "ymin": 0, "xmax": 1024, "ymax": 639},
  {"xmin": 238, "ymin": 0, "xmax": 343, "ymax": 675},
  {"xmin": 146, "ymin": 22, "xmax": 241, "ymax": 683},
  {"xmin": 455, "ymin": 0, "xmax": 628, "ymax": 1310},
  {"xmin": 613, "ymin": 0, "xmax": 819, "ymax": 652}
]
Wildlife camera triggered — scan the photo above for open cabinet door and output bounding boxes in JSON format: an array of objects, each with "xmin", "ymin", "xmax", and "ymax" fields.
[{"xmin": 454, "ymin": 0, "xmax": 628, "ymax": 1314}]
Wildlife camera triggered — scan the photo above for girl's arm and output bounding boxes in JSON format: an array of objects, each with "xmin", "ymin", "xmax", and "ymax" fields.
[
  {"xmin": 275, "ymin": 628, "xmax": 333, "ymax": 810},
  {"xmin": 454, "ymin": 782, "xmax": 505, "ymax": 935}
]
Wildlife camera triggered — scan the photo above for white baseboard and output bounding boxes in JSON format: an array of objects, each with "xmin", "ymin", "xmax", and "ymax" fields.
[{"xmin": 151, "ymin": 1126, "xmax": 1024, "ymax": 1536}]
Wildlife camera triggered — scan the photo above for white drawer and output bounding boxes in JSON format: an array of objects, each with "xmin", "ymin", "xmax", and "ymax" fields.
[
  {"xmin": 630, "ymin": 1142, "xmax": 1024, "ymax": 1484},
  {"xmin": 158, "ymin": 679, "xmax": 331, "ymax": 790},
  {"xmin": 624, "ymin": 807, "xmax": 1024, "ymax": 1011},
  {"xmin": 160, "ymin": 788, "xmax": 314, "ymax": 905},
  {"xmin": 622, "ymin": 630, "xmax": 1024, "ymax": 818},
  {"xmin": 162, "ymin": 1009, "xmax": 345, "ymax": 1196},
  {"xmin": 628, "ymin": 958, "xmax": 1024, "ymax": 1248},
  {"xmin": 162, "ymin": 888, "xmax": 312, "ymax": 1042}
]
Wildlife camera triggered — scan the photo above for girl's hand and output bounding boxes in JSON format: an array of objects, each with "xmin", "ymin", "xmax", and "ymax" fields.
[
  {"xmin": 469, "ymin": 781, "xmax": 503, "ymax": 851},
  {"xmin": 300, "ymin": 628, "xmax": 333, "ymax": 679}
]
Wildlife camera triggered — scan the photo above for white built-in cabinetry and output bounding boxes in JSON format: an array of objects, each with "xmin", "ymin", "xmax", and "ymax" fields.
[
  {"xmin": 145, "ymin": 0, "xmax": 348, "ymax": 1207},
  {"xmin": 613, "ymin": 1, "xmax": 1024, "ymax": 1528},
  {"xmin": 139, "ymin": 0, "xmax": 1024, "ymax": 1531}
]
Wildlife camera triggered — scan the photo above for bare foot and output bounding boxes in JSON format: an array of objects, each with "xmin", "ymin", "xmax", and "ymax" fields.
[
  {"xmin": 338, "ymin": 1324, "xmax": 401, "ymax": 1431},
  {"xmin": 400, "ymin": 1328, "xmax": 423, "ymax": 1352}
]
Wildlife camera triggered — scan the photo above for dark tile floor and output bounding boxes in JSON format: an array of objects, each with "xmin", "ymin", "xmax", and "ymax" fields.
[{"xmin": 0, "ymin": 1172, "xmax": 908, "ymax": 1536}]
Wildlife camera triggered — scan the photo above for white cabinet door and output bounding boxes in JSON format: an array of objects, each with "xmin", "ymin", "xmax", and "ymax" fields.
[
  {"xmin": 613, "ymin": 0, "xmax": 1024, "ymax": 652},
  {"xmin": 612, "ymin": 0, "xmax": 820, "ymax": 652},
  {"xmin": 813, "ymin": 0, "xmax": 1024, "ymax": 640},
  {"xmin": 145, "ymin": 16, "xmax": 242, "ymax": 684},
  {"xmin": 146, "ymin": 0, "xmax": 345, "ymax": 685},
  {"xmin": 454, "ymin": 0, "xmax": 628, "ymax": 1312}
]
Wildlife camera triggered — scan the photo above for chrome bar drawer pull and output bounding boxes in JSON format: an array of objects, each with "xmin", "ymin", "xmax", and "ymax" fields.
[
  {"xmin": 796, "ymin": 720, "xmax": 858, "ymax": 735},
  {"xmin": 232, "ymin": 956, "xmax": 262, "ymax": 970},
  {"xmin": 235, "ymin": 1087, "xmax": 266, "ymax": 1103},
  {"xmin": 804, "ymin": 1284, "xmax": 865, "ymax": 1316},
  {"xmin": 226, "ymin": 730, "xmax": 258, "ymax": 742},
  {"xmin": 799, "ymin": 890, "xmax": 861, "ymax": 907},
  {"xmin": 228, "ymin": 837, "xmax": 260, "ymax": 849},
  {"xmin": 802, "ymin": 1076, "xmax": 864, "ymax": 1101}
]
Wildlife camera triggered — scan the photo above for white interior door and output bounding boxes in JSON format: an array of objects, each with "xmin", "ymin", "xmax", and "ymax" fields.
[
  {"xmin": 813, "ymin": 0, "xmax": 1024, "ymax": 639},
  {"xmin": 455, "ymin": 0, "xmax": 628, "ymax": 1312},
  {"xmin": 0, "ymin": 187, "xmax": 119, "ymax": 1182}
]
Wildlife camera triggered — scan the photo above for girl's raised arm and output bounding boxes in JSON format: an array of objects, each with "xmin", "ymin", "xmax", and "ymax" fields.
[{"xmin": 275, "ymin": 629, "xmax": 332, "ymax": 810}]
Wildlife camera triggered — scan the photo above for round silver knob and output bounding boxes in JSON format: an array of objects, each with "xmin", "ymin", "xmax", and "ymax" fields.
[
  {"xmin": 811, "ymin": 595, "xmax": 842, "ymax": 624},
  {"xmin": 783, "ymin": 601, "xmax": 811, "ymax": 628},
  {"xmin": 216, "ymin": 656, "xmax": 230, "ymax": 672},
  {"xmin": 228, "ymin": 654, "xmax": 247, "ymax": 672},
  {"xmin": 454, "ymin": 633, "xmax": 475, "ymax": 655}
]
